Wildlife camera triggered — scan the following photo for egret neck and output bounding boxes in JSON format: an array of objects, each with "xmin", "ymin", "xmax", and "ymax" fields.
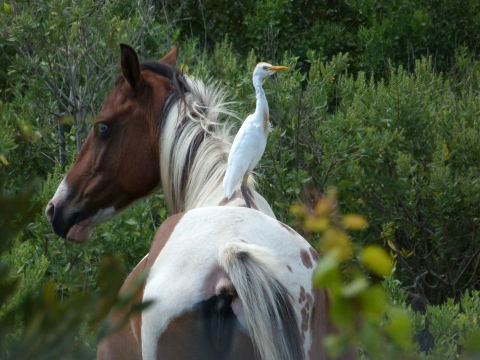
[{"xmin": 253, "ymin": 75, "xmax": 270, "ymax": 137}]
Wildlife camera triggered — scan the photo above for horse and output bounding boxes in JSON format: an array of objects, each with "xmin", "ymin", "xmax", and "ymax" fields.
[{"xmin": 45, "ymin": 43, "xmax": 357, "ymax": 360}]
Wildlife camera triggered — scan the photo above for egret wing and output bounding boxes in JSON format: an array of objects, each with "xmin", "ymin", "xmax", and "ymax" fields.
[{"xmin": 223, "ymin": 116, "xmax": 259, "ymax": 198}]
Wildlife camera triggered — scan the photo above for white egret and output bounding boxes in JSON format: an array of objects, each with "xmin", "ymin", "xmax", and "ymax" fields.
[{"xmin": 223, "ymin": 62, "xmax": 288, "ymax": 208}]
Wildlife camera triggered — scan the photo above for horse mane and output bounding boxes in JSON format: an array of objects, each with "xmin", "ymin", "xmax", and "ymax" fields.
[{"xmin": 159, "ymin": 75, "xmax": 256, "ymax": 213}]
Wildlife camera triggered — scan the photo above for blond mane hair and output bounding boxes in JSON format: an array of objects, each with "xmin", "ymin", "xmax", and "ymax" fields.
[{"xmin": 159, "ymin": 77, "xmax": 256, "ymax": 213}]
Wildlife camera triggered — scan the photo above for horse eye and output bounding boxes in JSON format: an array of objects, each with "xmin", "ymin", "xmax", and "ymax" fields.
[{"xmin": 95, "ymin": 122, "xmax": 109, "ymax": 136}]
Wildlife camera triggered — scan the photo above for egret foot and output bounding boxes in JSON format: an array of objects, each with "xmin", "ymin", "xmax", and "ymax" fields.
[{"xmin": 241, "ymin": 182, "xmax": 252, "ymax": 208}]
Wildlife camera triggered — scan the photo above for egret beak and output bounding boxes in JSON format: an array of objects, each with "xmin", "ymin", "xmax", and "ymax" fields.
[{"xmin": 269, "ymin": 65, "xmax": 289, "ymax": 71}]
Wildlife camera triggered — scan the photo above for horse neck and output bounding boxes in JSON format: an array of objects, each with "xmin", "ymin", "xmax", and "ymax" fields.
[{"xmin": 158, "ymin": 78, "xmax": 248, "ymax": 213}]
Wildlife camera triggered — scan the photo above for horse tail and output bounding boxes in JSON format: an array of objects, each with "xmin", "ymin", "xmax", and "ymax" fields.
[{"xmin": 219, "ymin": 240, "xmax": 304, "ymax": 360}]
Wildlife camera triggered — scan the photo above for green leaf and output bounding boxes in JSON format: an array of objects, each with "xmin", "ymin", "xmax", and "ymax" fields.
[
  {"xmin": 341, "ymin": 277, "xmax": 369, "ymax": 298},
  {"xmin": 125, "ymin": 219, "xmax": 138, "ymax": 226},
  {"xmin": 330, "ymin": 297, "xmax": 355, "ymax": 330},
  {"xmin": 360, "ymin": 285, "xmax": 387, "ymax": 322},
  {"xmin": 312, "ymin": 249, "xmax": 340, "ymax": 288},
  {"xmin": 464, "ymin": 330, "xmax": 480, "ymax": 355},
  {"xmin": 320, "ymin": 61, "xmax": 327, "ymax": 77},
  {"xmin": 3, "ymin": 3, "xmax": 13, "ymax": 13},
  {"xmin": 324, "ymin": 334, "xmax": 350, "ymax": 358},
  {"xmin": 386, "ymin": 313, "xmax": 414, "ymax": 350}
]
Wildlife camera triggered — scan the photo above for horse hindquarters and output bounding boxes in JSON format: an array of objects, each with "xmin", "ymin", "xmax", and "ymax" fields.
[
  {"xmin": 220, "ymin": 239, "xmax": 305, "ymax": 360},
  {"xmin": 97, "ymin": 255, "xmax": 148, "ymax": 360}
]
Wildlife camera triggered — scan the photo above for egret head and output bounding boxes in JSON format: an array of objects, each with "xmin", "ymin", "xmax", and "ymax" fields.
[{"xmin": 253, "ymin": 62, "xmax": 289, "ymax": 80}]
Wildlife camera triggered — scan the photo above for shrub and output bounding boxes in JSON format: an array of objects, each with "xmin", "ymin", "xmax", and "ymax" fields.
[{"xmin": 258, "ymin": 52, "xmax": 480, "ymax": 304}]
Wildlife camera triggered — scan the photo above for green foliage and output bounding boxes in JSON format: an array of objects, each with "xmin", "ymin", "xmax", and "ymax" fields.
[
  {"xmin": 0, "ymin": 183, "xmax": 151, "ymax": 359},
  {"xmin": 1, "ymin": 0, "xmax": 480, "ymax": 358},
  {"xmin": 218, "ymin": 44, "xmax": 479, "ymax": 303},
  {"xmin": 294, "ymin": 189, "xmax": 416, "ymax": 359},
  {"xmin": 297, "ymin": 192, "xmax": 480, "ymax": 359},
  {"xmin": 407, "ymin": 290, "xmax": 480, "ymax": 359},
  {"xmin": 166, "ymin": 0, "xmax": 480, "ymax": 77}
]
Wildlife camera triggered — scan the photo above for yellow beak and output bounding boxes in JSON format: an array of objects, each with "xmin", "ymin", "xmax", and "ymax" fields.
[{"xmin": 269, "ymin": 65, "xmax": 289, "ymax": 71}]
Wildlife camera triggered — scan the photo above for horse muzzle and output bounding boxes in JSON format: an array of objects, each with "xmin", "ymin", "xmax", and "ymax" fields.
[{"xmin": 46, "ymin": 199, "xmax": 92, "ymax": 243}]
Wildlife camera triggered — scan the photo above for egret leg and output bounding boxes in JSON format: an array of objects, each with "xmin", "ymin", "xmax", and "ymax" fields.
[{"xmin": 241, "ymin": 174, "xmax": 252, "ymax": 208}]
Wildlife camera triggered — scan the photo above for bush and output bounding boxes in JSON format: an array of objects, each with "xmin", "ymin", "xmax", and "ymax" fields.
[
  {"xmin": 410, "ymin": 290, "xmax": 480, "ymax": 359},
  {"xmin": 256, "ymin": 51, "xmax": 480, "ymax": 304},
  {"xmin": 164, "ymin": 0, "xmax": 480, "ymax": 76}
]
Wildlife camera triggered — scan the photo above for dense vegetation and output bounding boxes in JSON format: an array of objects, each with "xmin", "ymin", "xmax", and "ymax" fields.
[{"xmin": 1, "ymin": 0, "xmax": 480, "ymax": 358}]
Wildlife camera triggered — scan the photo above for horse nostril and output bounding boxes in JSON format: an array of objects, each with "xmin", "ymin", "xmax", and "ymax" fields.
[{"xmin": 45, "ymin": 202, "xmax": 55, "ymax": 222}]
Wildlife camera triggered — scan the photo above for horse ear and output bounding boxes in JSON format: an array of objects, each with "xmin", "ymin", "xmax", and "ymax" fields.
[
  {"xmin": 120, "ymin": 44, "xmax": 142, "ymax": 90},
  {"xmin": 159, "ymin": 43, "xmax": 179, "ymax": 66}
]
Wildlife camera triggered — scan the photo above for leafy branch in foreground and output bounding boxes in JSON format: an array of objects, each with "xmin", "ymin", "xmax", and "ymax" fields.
[
  {"xmin": 292, "ymin": 188, "xmax": 480, "ymax": 359},
  {"xmin": 0, "ymin": 184, "xmax": 149, "ymax": 360}
]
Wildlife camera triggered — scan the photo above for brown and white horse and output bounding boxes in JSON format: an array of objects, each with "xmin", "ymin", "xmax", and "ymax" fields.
[{"xmin": 45, "ymin": 44, "xmax": 356, "ymax": 360}]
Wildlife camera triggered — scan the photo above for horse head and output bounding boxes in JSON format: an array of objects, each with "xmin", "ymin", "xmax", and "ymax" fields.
[{"xmin": 46, "ymin": 44, "xmax": 180, "ymax": 243}]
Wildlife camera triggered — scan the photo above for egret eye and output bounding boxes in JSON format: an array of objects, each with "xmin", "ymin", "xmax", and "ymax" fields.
[
  {"xmin": 263, "ymin": 66, "xmax": 268, "ymax": 70},
  {"xmin": 95, "ymin": 122, "xmax": 109, "ymax": 136}
]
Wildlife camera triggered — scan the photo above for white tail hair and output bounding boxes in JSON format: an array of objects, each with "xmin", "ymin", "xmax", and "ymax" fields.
[{"xmin": 219, "ymin": 240, "xmax": 304, "ymax": 360}]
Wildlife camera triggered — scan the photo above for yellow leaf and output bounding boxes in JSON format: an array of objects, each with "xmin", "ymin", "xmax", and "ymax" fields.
[
  {"xmin": 180, "ymin": 63, "xmax": 189, "ymax": 74},
  {"xmin": 0, "ymin": 155, "xmax": 8, "ymax": 165},
  {"xmin": 320, "ymin": 228, "xmax": 353, "ymax": 261},
  {"xmin": 314, "ymin": 198, "xmax": 331, "ymax": 215},
  {"xmin": 361, "ymin": 245, "xmax": 393, "ymax": 276},
  {"xmin": 443, "ymin": 143, "xmax": 451, "ymax": 160},
  {"xmin": 304, "ymin": 216, "xmax": 329, "ymax": 232},
  {"xmin": 290, "ymin": 203, "xmax": 305, "ymax": 217},
  {"xmin": 343, "ymin": 214, "xmax": 367, "ymax": 230},
  {"xmin": 42, "ymin": 279, "xmax": 56, "ymax": 303}
]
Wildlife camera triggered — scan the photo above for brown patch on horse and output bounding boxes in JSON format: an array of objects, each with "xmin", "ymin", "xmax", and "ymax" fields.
[
  {"xmin": 97, "ymin": 213, "xmax": 186, "ymax": 359},
  {"xmin": 300, "ymin": 249, "xmax": 313, "ymax": 269},
  {"xmin": 306, "ymin": 291, "xmax": 313, "ymax": 311},
  {"xmin": 301, "ymin": 306, "xmax": 309, "ymax": 333},
  {"xmin": 218, "ymin": 190, "xmax": 243, "ymax": 206},
  {"xmin": 287, "ymin": 265, "xmax": 292, "ymax": 272},
  {"xmin": 298, "ymin": 286, "xmax": 306, "ymax": 303},
  {"xmin": 219, "ymin": 188, "xmax": 259, "ymax": 210},
  {"xmin": 245, "ymin": 187, "xmax": 259, "ymax": 210},
  {"xmin": 157, "ymin": 307, "xmax": 255, "ymax": 360},
  {"xmin": 308, "ymin": 288, "xmax": 328, "ymax": 360},
  {"xmin": 263, "ymin": 111, "xmax": 269, "ymax": 137},
  {"xmin": 308, "ymin": 288, "xmax": 359, "ymax": 360},
  {"xmin": 147, "ymin": 212, "xmax": 185, "ymax": 267},
  {"xmin": 97, "ymin": 256, "xmax": 149, "ymax": 360},
  {"xmin": 309, "ymin": 247, "xmax": 320, "ymax": 263},
  {"xmin": 159, "ymin": 43, "xmax": 179, "ymax": 66},
  {"xmin": 278, "ymin": 221, "xmax": 295, "ymax": 234}
]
